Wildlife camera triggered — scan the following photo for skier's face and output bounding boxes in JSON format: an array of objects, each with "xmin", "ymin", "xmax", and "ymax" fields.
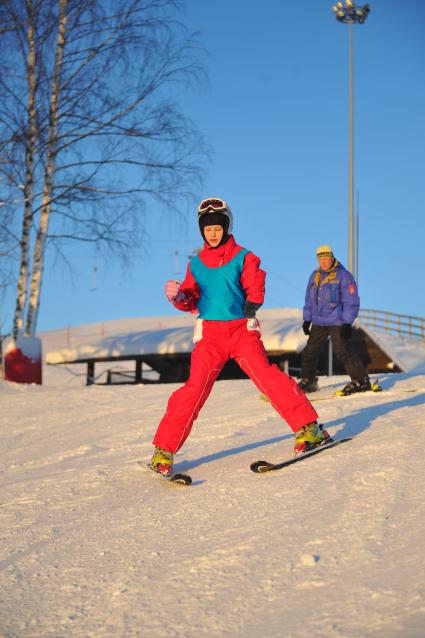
[
  {"xmin": 318, "ymin": 256, "xmax": 334, "ymax": 271},
  {"xmin": 204, "ymin": 225, "xmax": 224, "ymax": 247}
]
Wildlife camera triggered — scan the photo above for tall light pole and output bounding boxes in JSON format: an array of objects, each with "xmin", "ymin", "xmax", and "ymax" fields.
[{"xmin": 331, "ymin": 1, "xmax": 370, "ymax": 275}]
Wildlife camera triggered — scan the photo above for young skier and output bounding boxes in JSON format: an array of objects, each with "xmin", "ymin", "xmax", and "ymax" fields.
[{"xmin": 149, "ymin": 197, "xmax": 330, "ymax": 476}]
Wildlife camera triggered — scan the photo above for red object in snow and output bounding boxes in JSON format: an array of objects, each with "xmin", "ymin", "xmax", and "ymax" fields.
[{"xmin": 4, "ymin": 336, "xmax": 42, "ymax": 385}]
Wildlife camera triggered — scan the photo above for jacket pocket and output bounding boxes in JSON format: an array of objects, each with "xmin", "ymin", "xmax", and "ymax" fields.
[{"xmin": 329, "ymin": 284, "xmax": 340, "ymax": 302}]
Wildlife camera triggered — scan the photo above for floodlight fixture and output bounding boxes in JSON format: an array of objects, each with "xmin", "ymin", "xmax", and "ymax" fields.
[{"xmin": 332, "ymin": 1, "xmax": 370, "ymax": 25}]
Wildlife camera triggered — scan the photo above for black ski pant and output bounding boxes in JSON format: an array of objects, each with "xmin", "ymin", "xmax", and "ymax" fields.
[{"xmin": 301, "ymin": 324, "xmax": 368, "ymax": 382}]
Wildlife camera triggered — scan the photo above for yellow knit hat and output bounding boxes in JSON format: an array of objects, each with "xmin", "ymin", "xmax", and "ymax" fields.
[{"xmin": 316, "ymin": 244, "xmax": 334, "ymax": 257}]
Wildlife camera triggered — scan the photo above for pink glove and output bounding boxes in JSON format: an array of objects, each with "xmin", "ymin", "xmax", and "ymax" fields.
[{"xmin": 164, "ymin": 279, "xmax": 181, "ymax": 302}]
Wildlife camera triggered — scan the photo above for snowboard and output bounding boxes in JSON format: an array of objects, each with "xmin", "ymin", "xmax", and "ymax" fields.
[
  {"xmin": 137, "ymin": 461, "xmax": 192, "ymax": 486},
  {"xmin": 250, "ymin": 437, "xmax": 353, "ymax": 473}
]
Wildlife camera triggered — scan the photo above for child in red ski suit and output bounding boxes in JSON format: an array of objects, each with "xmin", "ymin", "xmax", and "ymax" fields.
[{"xmin": 149, "ymin": 198, "xmax": 330, "ymax": 476}]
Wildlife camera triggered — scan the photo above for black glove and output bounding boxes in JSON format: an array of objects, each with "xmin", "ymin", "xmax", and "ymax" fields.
[
  {"xmin": 341, "ymin": 323, "xmax": 352, "ymax": 340},
  {"xmin": 302, "ymin": 320, "xmax": 311, "ymax": 336},
  {"xmin": 244, "ymin": 301, "xmax": 261, "ymax": 318}
]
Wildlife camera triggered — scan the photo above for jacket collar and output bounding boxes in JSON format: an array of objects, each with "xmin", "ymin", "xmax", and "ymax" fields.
[
  {"xmin": 201, "ymin": 234, "xmax": 237, "ymax": 263},
  {"xmin": 314, "ymin": 260, "xmax": 340, "ymax": 287}
]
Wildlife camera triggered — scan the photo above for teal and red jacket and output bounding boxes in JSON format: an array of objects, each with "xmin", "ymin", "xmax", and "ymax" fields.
[
  {"xmin": 303, "ymin": 260, "xmax": 360, "ymax": 326},
  {"xmin": 172, "ymin": 235, "xmax": 265, "ymax": 320}
]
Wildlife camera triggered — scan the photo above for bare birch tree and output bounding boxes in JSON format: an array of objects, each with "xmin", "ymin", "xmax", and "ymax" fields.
[
  {"xmin": 12, "ymin": 0, "xmax": 39, "ymax": 337},
  {"xmin": 25, "ymin": 0, "xmax": 67, "ymax": 334},
  {"xmin": 0, "ymin": 0, "xmax": 207, "ymax": 338}
]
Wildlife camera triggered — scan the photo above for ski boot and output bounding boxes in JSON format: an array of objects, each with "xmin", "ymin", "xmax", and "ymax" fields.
[
  {"xmin": 336, "ymin": 376, "xmax": 378, "ymax": 396},
  {"xmin": 297, "ymin": 377, "xmax": 319, "ymax": 393},
  {"xmin": 148, "ymin": 446, "xmax": 174, "ymax": 477},
  {"xmin": 294, "ymin": 422, "xmax": 332, "ymax": 455}
]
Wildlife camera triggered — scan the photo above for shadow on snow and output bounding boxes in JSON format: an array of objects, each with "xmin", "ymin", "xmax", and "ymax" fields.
[
  {"xmin": 327, "ymin": 393, "xmax": 425, "ymax": 439},
  {"xmin": 176, "ymin": 392, "xmax": 425, "ymax": 473}
]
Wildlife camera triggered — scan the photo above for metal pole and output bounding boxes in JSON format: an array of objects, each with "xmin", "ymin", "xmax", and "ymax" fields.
[
  {"xmin": 332, "ymin": 2, "xmax": 370, "ymax": 274},
  {"xmin": 348, "ymin": 23, "xmax": 355, "ymax": 275},
  {"xmin": 328, "ymin": 336, "xmax": 333, "ymax": 376},
  {"xmin": 356, "ymin": 205, "xmax": 359, "ymax": 285}
]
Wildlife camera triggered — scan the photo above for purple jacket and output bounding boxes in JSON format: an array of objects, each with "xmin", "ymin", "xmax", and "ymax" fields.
[{"xmin": 303, "ymin": 261, "xmax": 360, "ymax": 326}]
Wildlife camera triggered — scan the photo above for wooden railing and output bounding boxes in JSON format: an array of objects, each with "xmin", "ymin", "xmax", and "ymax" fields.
[{"xmin": 358, "ymin": 309, "xmax": 425, "ymax": 340}]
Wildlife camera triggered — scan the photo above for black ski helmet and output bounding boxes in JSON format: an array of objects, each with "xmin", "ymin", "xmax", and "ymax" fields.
[{"xmin": 197, "ymin": 197, "xmax": 233, "ymax": 241}]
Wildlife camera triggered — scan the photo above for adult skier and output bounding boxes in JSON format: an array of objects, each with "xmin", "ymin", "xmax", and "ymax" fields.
[
  {"xmin": 299, "ymin": 244, "xmax": 375, "ymax": 395},
  {"xmin": 149, "ymin": 197, "xmax": 331, "ymax": 476}
]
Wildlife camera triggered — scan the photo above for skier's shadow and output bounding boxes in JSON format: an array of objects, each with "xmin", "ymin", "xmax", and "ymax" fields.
[
  {"xmin": 177, "ymin": 432, "xmax": 292, "ymax": 473},
  {"xmin": 177, "ymin": 392, "xmax": 425, "ymax": 474},
  {"xmin": 327, "ymin": 392, "xmax": 425, "ymax": 439}
]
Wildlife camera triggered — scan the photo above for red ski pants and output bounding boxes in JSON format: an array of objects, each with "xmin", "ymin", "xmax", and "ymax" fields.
[{"xmin": 153, "ymin": 318, "xmax": 318, "ymax": 453}]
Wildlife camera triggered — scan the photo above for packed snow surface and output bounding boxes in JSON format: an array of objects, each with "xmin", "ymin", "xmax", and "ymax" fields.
[{"xmin": 1, "ymin": 368, "xmax": 425, "ymax": 637}]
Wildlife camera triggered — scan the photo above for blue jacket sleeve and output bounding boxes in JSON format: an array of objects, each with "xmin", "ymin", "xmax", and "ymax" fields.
[
  {"xmin": 303, "ymin": 272, "xmax": 314, "ymax": 321},
  {"xmin": 340, "ymin": 272, "xmax": 360, "ymax": 323}
]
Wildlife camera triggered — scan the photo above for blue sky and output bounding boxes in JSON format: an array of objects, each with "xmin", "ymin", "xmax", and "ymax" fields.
[{"xmin": 3, "ymin": 0, "xmax": 425, "ymax": 333}]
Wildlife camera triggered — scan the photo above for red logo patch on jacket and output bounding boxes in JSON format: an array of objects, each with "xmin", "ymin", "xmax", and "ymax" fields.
[{"xmin": 348, "ymin": 284, "xmax": 356, "ymax": 295}]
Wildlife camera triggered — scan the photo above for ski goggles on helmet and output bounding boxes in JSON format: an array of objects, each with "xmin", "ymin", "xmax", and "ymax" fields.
[{"xmin": 198, "ymin": 197, "xmax": 228, "ymax": 216}]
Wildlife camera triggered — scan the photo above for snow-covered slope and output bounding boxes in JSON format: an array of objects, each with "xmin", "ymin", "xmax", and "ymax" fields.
[{"xmin": 1, "ymin": 371, "xmax": 425, "ymax": 637}]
